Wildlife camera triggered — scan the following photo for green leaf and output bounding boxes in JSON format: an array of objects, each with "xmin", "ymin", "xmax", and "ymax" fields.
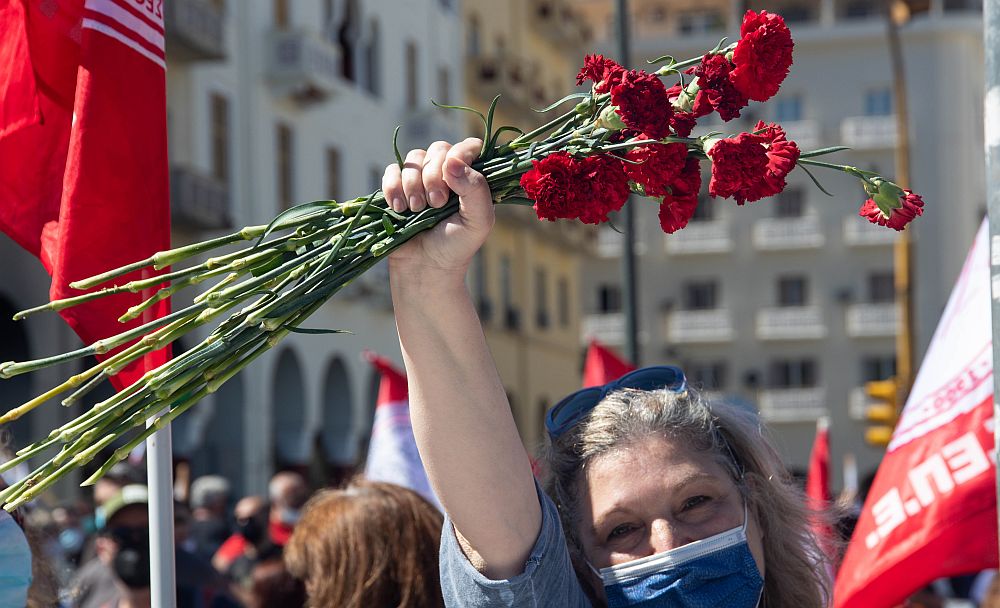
[
  {"xmin": 532, "ymin": 92, "xmax": 591, "ymax": 113},
  {"xmin": 393, "ymin": 125, "xmax": 404, "ymax": 169},
  {"xmin": 498, "ymin": 196, "xmax": 535, "ymax": 207},
  {"xmin": 432, "ymin": 100, "xmax": 488, "ymax": 138},
  {"xmin": 482, "ymin": 95, "xmax": 501, "ymax": 159},
  {"xmin": 283, "ymin": 326, "xmax": 353, "ymax": 335},
  {"xmin": 799, "ymin": 146, "xmax": 851, "ymax": 159},
  {"xmin": 796, "ymin": 162, "xmax": 835, "ymax": 197},
  {"xmin": 489, "ymin": 126, "xmax": 524, "ymax": 153},
  {"xmin": 646, "ymin": 54, "xmax": 675, "ymax": 66},
  {"xmin": 249, "ymin": 255, "xmax": 285, "ymax": 277},
  {"xmin": 381, "ymin": 215, "xmax": 396, "ymax": 236},
  {"xmin": 252, "ymin": 200, "xmax": 336, "ymax": 251}
]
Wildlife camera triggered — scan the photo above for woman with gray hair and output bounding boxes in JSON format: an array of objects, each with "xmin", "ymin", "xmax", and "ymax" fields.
[{"xmin": 385, "ymin": 138, "xmax": 829, "ymax": 607}]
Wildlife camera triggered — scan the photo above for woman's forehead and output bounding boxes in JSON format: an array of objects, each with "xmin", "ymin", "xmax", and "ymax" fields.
[{"xmin": 585, "ymin": 434, "xmax": 731, "ymax": 487}]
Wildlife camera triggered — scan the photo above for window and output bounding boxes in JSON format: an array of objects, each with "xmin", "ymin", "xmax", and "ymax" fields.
[
  {"xmin": 500, "ymin": 254, "xmax": 518, "ymax": 329},
  {"xmin": 598, "ymin": 284, "xmax": 621, "ymax": 313},
  {"xmin": 437, "ymin": 66, "xmax": 450, "ymax": 105},
  {"xmin": 677, "ymin": 10, "xmax": 724, "ymax": 34},
  {"xmin": 210, "ymin": 94, "xmax": 230, "ymax": 183},
  {"xmin": 686, "ymin": 361, "xmax": 728, "ymax": 390},
  {"xmin": 844, "ymin": 0, "xmax": 877, "ymax": 18},
  {"xmin": 770, "ymin": 359, "xmax": 818, "ymax": 388},
  {"xmin": 775, "ymin": 187, "xmax": 805, "ymax": 217},
  {"xmin": 467, "ymin": 16, "xmax": 481, "ymax": 56},
  {"xmin": 774, "ymin": 96, "xmax": 802, "ymax": 122},
  {"xmin": 273, "ymin": 0, "xmax": 289, "ymax": 28},
  {"xmin": 363, "ymin": 20, "xmax": 381, "ymax": 96},
  {"xmin": 867, "ymin": 271, "xmax": 895, "ymax": 303},
  {"xmin": 777, "ymin": 276, "xmax": 808, "ymax": 307},
  {"xmin": 682, "ymin": 280, "xmax": 718, "ymax": 310},
  {"xmin": 865, "ymin": 88, "xmax": 893, "ymax": 116},
  {"xmin": 405, "ymin": 41, "xmax": 418, "ymax": 109},
  {"xmin": 326, "ymin": 147, "xmax": 340, "ymax": 200},
  {"xmin": 337, "ymin": 0, "xmax": 358, "ymax": 81},
  {"xmin": 535, "ymin": 267, "xmax": 549, "ymax": 329},
  {"xmin": 861, "ymin": 355, "xmax": 896, "ymax": 382},
  {"xmin": 778, "ymin": 4, "xmax": 813, "ymax": 23},
  {"xmin": 275, "ymin": 123, "xmax": 294, "ymax": 211},
  {"xmin": 557, "ymin": 277, "xmax": 570, "ymax": 328}
]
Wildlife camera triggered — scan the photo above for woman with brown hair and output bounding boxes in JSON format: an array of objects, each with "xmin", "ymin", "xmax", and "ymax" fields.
[{"xmin": 284, "ymin": 479, "xmax": 444, "ymax": 608}]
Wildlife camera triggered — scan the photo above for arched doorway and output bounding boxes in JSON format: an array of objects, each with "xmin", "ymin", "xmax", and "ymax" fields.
[
  {"xmin": 320, "ymin": 357, "xmax": 353, "ymax": 463},
  {"xmin": 271, "ymin": 348, "xmax": 307, "ymax": 469},
  {"xmin": 190, "ymin": 376, "xmax": 246, "ymax": 495}
]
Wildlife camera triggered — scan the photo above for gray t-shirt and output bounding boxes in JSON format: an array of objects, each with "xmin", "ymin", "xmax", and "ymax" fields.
[{"xmin": 439, "ymin": 484, "xmax": 593, "ymax": 607}]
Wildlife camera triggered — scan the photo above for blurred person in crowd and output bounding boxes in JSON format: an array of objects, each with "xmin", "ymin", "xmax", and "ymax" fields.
[
  {"xmin": 267, "ymin": 470, "xmax": 308, "ymax": 546},
  {"xmin": 52, "ymin": 502, "xmax": 88, "ymax": 569},
  {"xmin": 92, "ymin": 462, "xmax": 143, "ymax": 530},
  {"xmin": 173, "ymin": 501, "xmax": 240, "ymax": 608},
  {"xmin": 246, "ymin": 558, "xmax": 306, "ymax": 608},
  {"xmin": 68, "ymin": 484, "xmax": 152, "ymax": 608},
  {"xmin": 188, "ymin": 475, "xmax": 231, "ymax": 560},
  {"xmin": 285, "ymin": 479, "xmax": 444, "ymax": 608},
  {"xmin": 213, "ymin": 496, "xmax": 275, "ymax": 581}
]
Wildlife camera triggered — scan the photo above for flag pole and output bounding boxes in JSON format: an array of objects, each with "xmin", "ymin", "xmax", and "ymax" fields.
[{"xmin": 984, "ymin": 0, "xmax": 1000, "ymax": 569}]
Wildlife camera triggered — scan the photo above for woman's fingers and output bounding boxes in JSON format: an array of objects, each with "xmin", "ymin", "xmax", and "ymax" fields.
[
  {"xmin": 401, "ymin": 149, "xmax": 428, "ymax": 212},
  {"xmin": 382, "ymin": 163, "xmax": 404, "ymax": 212},
  {"xmin": 443, "ymin": 138, "xmax": 492, "ymax": 230},
  {"xmin": 422, "ymin": 141, "xmax": 453, "ymax": 208}
]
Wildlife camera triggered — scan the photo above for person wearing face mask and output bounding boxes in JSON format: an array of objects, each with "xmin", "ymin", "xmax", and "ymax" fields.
[
  {"xmin": 384, "ymin": 139, "xmax": 830, "ymax": 608},
  {"xmin": 266, "ymin": 471, "xmax": 309, "ymax": 545},
  {"xmin": 212, "ymin": 496, "xmax": 274, "ymax": 579}
]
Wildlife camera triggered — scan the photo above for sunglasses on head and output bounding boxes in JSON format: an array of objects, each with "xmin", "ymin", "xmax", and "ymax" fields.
[{"xmin": 545, "ymin": 365, "xmax": 687, "ymax": 440}]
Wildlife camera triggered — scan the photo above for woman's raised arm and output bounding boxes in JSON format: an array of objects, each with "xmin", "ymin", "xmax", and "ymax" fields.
[{"xmin": 386, "ymin": 138, "xmax": 541, "ymax": 579}]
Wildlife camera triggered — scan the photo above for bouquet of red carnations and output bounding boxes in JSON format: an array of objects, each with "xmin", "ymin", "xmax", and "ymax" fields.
[{"xmin": 0, "ymin": 10, "xmax": 922, "ymax": 508}]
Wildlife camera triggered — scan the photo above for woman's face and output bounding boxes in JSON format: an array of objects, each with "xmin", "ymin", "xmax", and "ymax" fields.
[{"xmin": 577, "ymin": 434, "xmax": 765, "ymax": 574}]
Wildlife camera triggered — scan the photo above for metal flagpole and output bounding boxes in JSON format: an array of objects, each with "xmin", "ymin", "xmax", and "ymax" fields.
[
  {"xmin": 985, "ymin": 0, "xmax": 1000, "ymax": 568},
  {"xmin": 615, "ymin": 0, "xmax": 640, "ymax": 366}
]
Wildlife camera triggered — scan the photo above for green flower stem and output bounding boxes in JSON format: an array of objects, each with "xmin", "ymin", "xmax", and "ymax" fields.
[{"xmin": 796, "ymin": 158, "xmax": 856, "ymax": 173}]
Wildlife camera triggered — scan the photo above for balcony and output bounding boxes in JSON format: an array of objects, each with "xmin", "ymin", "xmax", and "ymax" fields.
[
  {"xmin": 170, "ymin": 166, "xmax": 230, "ymax": 230},
  {"xmin": 267, "ymin": 29, "xmax": 343, "ymax": 102},
  {"xmin": 752, "ymin": 216, "xmax": 825, "ymax": 250},
  {"xmin": 665, "ymin": 220, "xmax": 732, "ymax": 255},
  {"xmin": 397, "ymin": 108, "xmax": 463, "ymax": 154},
  {"xmin": 840, "ymin": 115, "xmax": 898, "ymax": 150},
  {"xmin": 164, "ymin": 0, "xmax": 225, "ymax": 61},
  {"xmin": 758, "ymin": 388, "xmax": 827, "ymax": 423},
  {"xmin": 846, "ymin": 303, "xmax": 898, "ymax": 337},
  {"xmin": 779, "ymin": 120, "xmax": 821, "ymax": 151},
  {"xmin": 531, "ymin": 0, "xmax": 589, "ymax": 45},
  {"xmin": 666, "ymin": 309, "xmax": 735, "ymax": 343},
  {"xmin": 582, "ymin": 313, "xmax": 624, "ymax": 346},
  {"xmin": 756, "ymin": 307, "xmax": 826, "ymax": 340},
  {"xmin": 843, "ymin": 216, "xmax": 898, "ymax": 246}
]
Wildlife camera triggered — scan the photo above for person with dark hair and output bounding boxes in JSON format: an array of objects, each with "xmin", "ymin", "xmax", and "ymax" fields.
[
  {"xmin": 246, "ymin": 558, "xmax": 306, "ymax": 608},
  {"xmin": 188, "ymin": 475, "xmax": 232, "ymax": 561},
  {"xmin": 383, "ymin": 139, "xmax": 830, "ymax": 607},
  {"xmin": 284, "ymin": 479, "xmax": 444, "ymax": 608}
]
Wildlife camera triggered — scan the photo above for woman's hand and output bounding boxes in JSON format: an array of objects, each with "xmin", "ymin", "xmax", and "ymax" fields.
[{"xmin": 384, "ymin": 137, "xmax": 494, "ymax": 278}]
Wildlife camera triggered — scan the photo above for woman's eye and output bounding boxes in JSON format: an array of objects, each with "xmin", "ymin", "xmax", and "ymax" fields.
[
  {"xmin": 608, "ymin": 524, "xmax": 636, "ymax": 540},
  {"xmin": 682, "ymin": 495, "xmax": 711, "ymax": 511}
]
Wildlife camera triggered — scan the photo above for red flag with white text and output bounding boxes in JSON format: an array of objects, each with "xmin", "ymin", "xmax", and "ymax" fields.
[
  {"xmin": 363, "ymin": 352, "xmax": 440, "ymax": 510},
  {"xmin": 583, "ymin": 338, "xmax": 635, "ymax": 387},
  {"xmin": 0, "ymin": 0, "xmax": 171, "ymax": 391},
  {"xmin": 833, "ymin": 220, "xmax": 997, "ymax": 607}
]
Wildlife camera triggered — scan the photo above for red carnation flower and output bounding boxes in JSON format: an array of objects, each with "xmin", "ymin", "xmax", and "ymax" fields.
[
  {"xmin": 731, "ymin": 10, "xmax": 794, "ymax": 102},
  {"xmin": 577, "ymin": 54, "xmax": 626, "ymax": 94},
  {"xmin": 670, "ymin": 111, "xmax": 697, "ymax": 138},
  {"xmin": 574, "ymin": 155, "xmax": 630, "ymax": 224},
  {"xmin": 610, "ymin": 69, "xmax": 673, "ymax": 140},
  {"xmin": 707, "ymin": 122, "xmax": 799, "ymax": 205},
  {"xmin": 753, "ymin": 120, "xmax": 800, "ymax": 197},
  {"xmin": 692, "ymin": 54, "xmax": 748, "ymax": 121},
  {"xmin": 859, "ymin": 191, "xmax": 924, "ymax": 231},
  {"xmin": 659, "ymin": 157, "xmax": 703, "ymax": 234},
  {"xmin": 624, "ymin": 142, "xmax": 688, "ymax": 198},
  {"xmin": 520, "ymin": 152, "xmax": 579, "ymax": 222}
]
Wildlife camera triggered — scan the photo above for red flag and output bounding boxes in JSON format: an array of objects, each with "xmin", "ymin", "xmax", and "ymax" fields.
[
  {"xmin": 0, "ymin": 0, "xmax": 170, "ymax": 389},
  {"xmin": 806, "ymin": 416, "xmax": 836, "ymax": 577},
  {"xmin": 363, "ymin": 352, "xmax": 440, "ymax": 509},
  {"xmin": 582, "ymin": 338, "xmax": 636, "ymax": 387},
  {"xmin": 834, "ymin": 220, "xmax": 997, "ymax": 607}
]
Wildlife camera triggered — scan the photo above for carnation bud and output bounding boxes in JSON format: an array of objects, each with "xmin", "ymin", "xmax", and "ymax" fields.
[
  {"xmin": 672, "ymin": 80, "xmax": 699, "ymax": 113},
  {"xmin": 701, "ymin": 135, "xmax": 724, "ymax": 154},
  {"xmin": 866, "ymin": 178, "xmax": 905, "ymax": 217},
  {"xmin": 596, "ymin": 105, "xmax": 627, "ymax": 130}
]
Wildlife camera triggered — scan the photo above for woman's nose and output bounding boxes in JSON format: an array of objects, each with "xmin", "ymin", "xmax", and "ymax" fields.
[{"xmin": 649, "ymin": 519, "xmax": 694, "ymax": 554}]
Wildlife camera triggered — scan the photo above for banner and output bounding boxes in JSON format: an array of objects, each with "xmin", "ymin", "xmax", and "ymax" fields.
[
  {"xmin": 583, "ymin": 338, "xmax": 635, "ymax": 387},
  {"xmin": 834, "ymin": 220, "xmax": 996, "ymax": 607}
]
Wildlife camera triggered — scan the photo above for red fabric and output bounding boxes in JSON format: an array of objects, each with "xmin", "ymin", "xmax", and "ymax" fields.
[
  {"xmin": 834, "ymin": 221, "xmax": 997, "ymax": 608},
  {"xmin": 582, "ymin": 339, "xmax": 635, "ymax": 388},
  {"xmin": 268, "ymin": 519, "xmax": 293, "ymax": 546},
  {"xmin": 212, "ymin": 533, "xmax": 248, "ymax": 568},
  {"xmin": 805, "ymin": 418, "xmax": 834, "ymax": 563},
  {"xmin": 364, "ymin": 351, "xmax": 408, "ymax": 405},
  {"xmin": 0, "ymin": 0, "xmax": 171, "ymax": 389}
]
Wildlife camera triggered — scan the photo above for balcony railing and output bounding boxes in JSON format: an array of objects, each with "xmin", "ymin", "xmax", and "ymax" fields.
[
  {"xmin": 779, "ymin": 119, "xmax": 821, "ymax": 150},
  {"xmin": 530, "ymin": 0, "xmax": 589, "ymax": 44},
  {"xmin": 665, "ymin": 220, "xmax": 732, "ymax": 255},
  {"xmin": 170, "ymin": 166, "xmax": 230, "ymax": 230},
  {"xmin": 758, "ymin": 388, "xmax": 827, "ymax": 422},
  {"xmin": 843, "ymin": 216, "xmax": 898, "ymax": 246},
  {"xmin": 756, "ymin": 307, "xmax": 827, "ymax": 340},
  {"xmin": 267, "ymin": 29, "xmax": 343, "ymax": 102},
  {"xmin": 164, "ymin": 0, "xmax": 226, "ymax": 61},
  {"xmin": 752, "ymin": 216, "xmax": 825, "ymax": 250},
  {"xmin": 840, "ymin": 115, "xmax": 897, "ymax": 150},
  {"xmin": 396, "ymin": 108, "xmax": 463, "ymax": 154},
  {"xmin": 846, "ymin": 303, "xmax": 898, "ymax": 337},
  {"xmin": 582, "ymin": 313, "xmax": 624, "ymax": 346},
  {"xmin": 666, "ymin": 309, "xmax": 735, "ymax": 343}
]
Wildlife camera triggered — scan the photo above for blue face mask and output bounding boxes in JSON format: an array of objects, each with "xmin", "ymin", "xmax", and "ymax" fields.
[{"xmin": 597, "ymin": 507, "xmax": 763, "ymax": 608}]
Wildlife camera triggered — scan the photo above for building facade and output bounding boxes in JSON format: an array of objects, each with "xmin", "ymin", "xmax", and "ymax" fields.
[{"xmin": 575, "ymin": 0, "xmax": 985, "ymax": 487}]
